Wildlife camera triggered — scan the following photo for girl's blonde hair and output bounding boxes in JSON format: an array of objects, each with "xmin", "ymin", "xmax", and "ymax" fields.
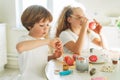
[{"xmin": 56, "ymin": 3, "xmax": 87, "ymax": 37}]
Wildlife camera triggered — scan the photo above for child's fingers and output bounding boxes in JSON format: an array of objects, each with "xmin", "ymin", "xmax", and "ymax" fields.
[
  {"xmin": 93, "ymin": 19, "xmax": 98, "ymax": 23},
  {"xmin": 93, "ymin": 19, "xmax": 102, "ymax": 27},
  {"xmin": 55, "ymin": 41, "xmax": 63, "ymax": 49},
  {"xmin": 93, "ymin": 19, "xmax": 100, "ymax": 26},
  {"xmin": 55, "ymin": 50, "xmax": 58, "ymax": 53},
  {"xmin": 54, "ymin": 50, "xmax": 62, "ymax": 58}
]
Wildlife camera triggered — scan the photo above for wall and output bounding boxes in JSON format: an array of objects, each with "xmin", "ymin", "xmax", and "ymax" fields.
[
  {"xmin": 0, "ymin": 0, "xmax": 28, "ymax": 68},
  {"xmin": 76, "ymin": 0, "xmax": 120, "ymax": 26},
  {"xmin": 76, "ymin": 0, "xmax": 120, "ymax": 16},
  {"xmin": 0, "ymin": 0, "xmax": 120, "ymax": 68}
]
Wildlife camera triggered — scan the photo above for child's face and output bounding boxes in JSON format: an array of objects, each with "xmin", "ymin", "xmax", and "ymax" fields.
[
  {"xmin": 69, "ymin": 8, "xmax": 86, "ymax": 27},
  {"xmin": 29, "ymin": 19, "xmax": 50, "ymax": 38}
]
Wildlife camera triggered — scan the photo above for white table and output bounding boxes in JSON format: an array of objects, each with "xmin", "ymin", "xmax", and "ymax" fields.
[{"xmin": 45, "ymin": 58, "xmax": 120, "ymax": 80}]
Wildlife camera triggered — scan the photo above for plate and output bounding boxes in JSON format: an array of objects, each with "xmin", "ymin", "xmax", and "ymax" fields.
[
  {"xmin": 45, "ymin": 60, "xmax": 62, "ymax": 80},
  {"xmin": 89, "ymin": 61, "xmax": 106, "ymax": 64},
  {"xmin": 45, "ymin": 60, "xmax": 86, "ymax": 80},
  {"xmin": 89, "ymin": 59, "xmax": 107, "ymax": 64}
]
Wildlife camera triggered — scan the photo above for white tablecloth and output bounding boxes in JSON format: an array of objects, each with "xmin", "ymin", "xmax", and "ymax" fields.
[{"xmin": 45, "ymin": 59, "xmax": 120, "ymax": 80}]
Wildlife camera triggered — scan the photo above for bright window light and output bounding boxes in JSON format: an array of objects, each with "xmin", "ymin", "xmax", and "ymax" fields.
[{"xmin": 15, "ymin": 0, "xmax": 76, "ymax": 29}]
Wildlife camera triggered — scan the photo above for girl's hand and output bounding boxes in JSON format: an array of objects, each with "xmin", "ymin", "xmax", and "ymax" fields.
[
  {"xmin": 80, "ymin": 16, "xmax": 88, "ymax": 28},
  {"xmin": 93, "ymin": 19, "xmax": 102, "ymax": 34}
]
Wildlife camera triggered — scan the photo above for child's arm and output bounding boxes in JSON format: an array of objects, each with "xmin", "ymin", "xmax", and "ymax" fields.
[
  {"xmin": 16, "ymin": 38, "xmax": 60, "ymax": 53},
  {"xmin": 92, "ymin": 19, "xmax": 108, "ymax": 49},
  {"xmin": 48, "ymin": 41, "xmax": 63, "ymax": 61},
  {"xmin": 64, "ymin": 17, "xmax": 88, "ymax": 54},
  {"xmin": 16, "ymin": 39, "xmax": 50, "ymax": 53}
]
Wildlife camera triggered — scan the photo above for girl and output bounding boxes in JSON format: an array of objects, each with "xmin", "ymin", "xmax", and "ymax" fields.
[{"xmin": 56, "ymin": 4, "xmax": 107, "ymax": 55}]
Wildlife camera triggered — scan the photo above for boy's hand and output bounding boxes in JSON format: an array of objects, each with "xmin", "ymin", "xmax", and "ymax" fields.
[
  {"xmin": 48, "ymin": 49, "xmax": 62, "ymax": 61},
  {"xmin": 53, "ymin": 49, "xmax": 62, "ymax": 58},
  {"xmin": 55, "ymin": 40, "xmax": 63, "ymax": 50},
  {"xmin": 49, "ymin": 38, "xmax": 63, "ymax": 59},
  {"xmin": 49, "ymin": 38, "xmax": 61, "ymax": 48},
  {"xmin": 53, "ymin": 40, "xmax": 63, "ymax": 59}
]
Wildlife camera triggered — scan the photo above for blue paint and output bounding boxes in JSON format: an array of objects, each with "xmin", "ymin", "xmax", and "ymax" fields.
[{"xmin": 59, "ymin": 70, "xmax": 73, "ymax": 76}]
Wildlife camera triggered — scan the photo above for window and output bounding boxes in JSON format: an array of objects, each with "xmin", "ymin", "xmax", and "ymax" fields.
[
  {"xmin": 15, "ymin": 0, "xmax": 48, "ymax": 29},
  {"xmin": 15, "ymin": 0, "xmax": 75, "ymax": 29}
]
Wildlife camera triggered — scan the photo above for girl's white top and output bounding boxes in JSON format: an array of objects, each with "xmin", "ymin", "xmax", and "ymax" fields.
[{"xmin": 59, "ymin": 29, "xmax": 100, "ymax": 55}]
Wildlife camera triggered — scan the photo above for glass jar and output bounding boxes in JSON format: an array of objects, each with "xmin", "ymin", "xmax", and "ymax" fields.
[{"xmin": 75, "ymin": 56, "xmax": 89, "ymax": 72}]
